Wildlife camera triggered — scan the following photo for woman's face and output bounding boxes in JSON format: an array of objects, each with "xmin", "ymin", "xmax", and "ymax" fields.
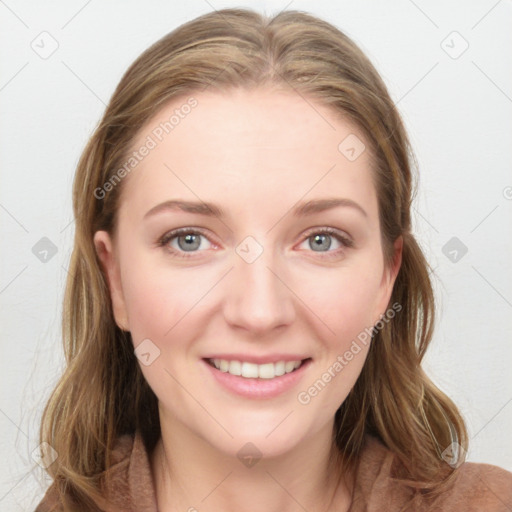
[{"xmin": 95, "ymin": 87, "xmax": 401, "ymax": 459}]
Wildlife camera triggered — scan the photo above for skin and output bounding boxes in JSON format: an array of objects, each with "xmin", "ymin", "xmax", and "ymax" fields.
[{"xmin": 94, "ymin": 87, "xmax": 402, "ymax": 511}]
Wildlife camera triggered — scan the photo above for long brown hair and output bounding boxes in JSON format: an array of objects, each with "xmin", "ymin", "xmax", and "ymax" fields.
[{"xmin": 37, "ymin": 8, "xmax": 468, "ymax": 509}]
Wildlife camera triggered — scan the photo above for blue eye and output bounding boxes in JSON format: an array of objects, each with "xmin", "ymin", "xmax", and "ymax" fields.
[
  {"xmin": 158, "ymin": 226, "xmax": 353, "ymax": 260},
  {"xmin": 158, "ymin": 228, "xmax": 213, "ymax": 258},
  {"xmin": 299, "ymin": 227, "xmax": 353, "ymax": 258}
]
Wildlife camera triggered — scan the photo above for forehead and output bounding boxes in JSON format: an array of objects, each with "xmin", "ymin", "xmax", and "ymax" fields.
[{"xmin": 118, "ymin": 87, "xmax": 377, "ymax": 222}]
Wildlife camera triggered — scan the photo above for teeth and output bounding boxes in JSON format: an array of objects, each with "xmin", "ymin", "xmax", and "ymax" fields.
[{"xmin": 210, "ymin": 358, "xmax": 304, "ymax": 379}]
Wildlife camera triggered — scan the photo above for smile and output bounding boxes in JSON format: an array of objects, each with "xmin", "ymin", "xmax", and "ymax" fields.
[
  {"xmin": 202, "ymin": 357, "xmax": 312, "ymax": 399},
  {"xmin": 207, "ymin": 358, "xmax": 305, "ymax": 379}
]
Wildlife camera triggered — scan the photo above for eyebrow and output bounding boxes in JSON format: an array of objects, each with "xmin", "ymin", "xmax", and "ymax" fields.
[{"xmin": 143, "ymin": 197, "xmax": 367, "ymax": 220}]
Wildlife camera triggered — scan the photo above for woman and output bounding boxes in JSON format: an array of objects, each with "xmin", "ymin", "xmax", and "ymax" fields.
[{"xmin": 35, "ymin": 8, "xmax": 512, "ymax": 511}]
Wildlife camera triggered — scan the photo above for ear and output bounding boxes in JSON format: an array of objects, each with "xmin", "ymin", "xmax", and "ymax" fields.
[
  {"xmin": 93, "ymin": 230, "xmax": 130, "ymax": 331},
  {"xmin": 374, "ymin": 236, "xmax": 403, "ymax": 324}
]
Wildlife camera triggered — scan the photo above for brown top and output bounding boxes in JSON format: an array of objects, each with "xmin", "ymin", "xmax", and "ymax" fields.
[{"xmin": 35, "ymin": 431, "xmax": 512, "ymax": 511}]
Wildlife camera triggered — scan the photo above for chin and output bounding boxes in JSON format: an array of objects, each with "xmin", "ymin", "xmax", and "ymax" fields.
[{"xmin": 197, "ymin": 412, "xmax": 320, "ymax": 462}]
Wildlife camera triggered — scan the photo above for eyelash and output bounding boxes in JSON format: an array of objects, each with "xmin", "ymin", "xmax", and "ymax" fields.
[{"xmin": 157, "ymin": 226, "xmax": 354, "ymax": 260}]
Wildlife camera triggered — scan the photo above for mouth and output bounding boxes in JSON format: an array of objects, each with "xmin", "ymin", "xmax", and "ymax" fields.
[
  {"xmin": 204, "ymin": 357, "xmax": 312, "ymax": 380},
  {"xmin": 201, "ymin": 356, "xmax": 312, "ymax": 399}
]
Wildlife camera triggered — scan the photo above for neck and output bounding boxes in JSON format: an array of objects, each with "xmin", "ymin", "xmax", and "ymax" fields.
[{"xmin": 150, "ymin": 411, "xmax": 353, "ymax": 512}]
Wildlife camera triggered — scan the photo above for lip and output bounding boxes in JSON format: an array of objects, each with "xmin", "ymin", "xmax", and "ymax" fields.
[
  {"xmin": 201, "ymin": 353, "xmax": 310, "ymax": 364},
  {"xmin": 201, "ymin": 357, "xmax": 312, "ymax": 399}
]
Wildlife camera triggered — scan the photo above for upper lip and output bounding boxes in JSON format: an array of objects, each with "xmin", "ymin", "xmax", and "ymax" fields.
[{"xmin": 203, "ymin": 353, "xmax": 311, "ymax": 364}]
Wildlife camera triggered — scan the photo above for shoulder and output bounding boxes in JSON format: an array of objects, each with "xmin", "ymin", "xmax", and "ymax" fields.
[
  {"xmin": 34, "ymin": 433, "xmax": 140, "ymax": 512},
  {"xmin": 352, "ymin": 435, "xmax": 512, "ymax": 512},
  {"xmin": 433, "ymin": 461, "xmax": 512, "ymax": 511}
]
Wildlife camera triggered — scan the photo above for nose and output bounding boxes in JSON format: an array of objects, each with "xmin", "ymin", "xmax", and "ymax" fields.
[{"xmin": 223, "ymin": 242, "xmax": 295, "ymax": 335}]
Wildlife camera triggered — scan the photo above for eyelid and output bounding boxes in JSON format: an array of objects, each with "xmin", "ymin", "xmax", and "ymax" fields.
[
  {"xmin": 295, "ymin": 226, "xmax": 354, "ymax": 260},
  {"xmin": 158, "ymin": 226, "xmax": 354, "ymax": 258},
  {"xmin": 157, "ymin": 227, "xmax": 217, "ymax": 256},
  {"xmin": 300, "ymin": 226, "xmax": 353, "ymax": 247}
]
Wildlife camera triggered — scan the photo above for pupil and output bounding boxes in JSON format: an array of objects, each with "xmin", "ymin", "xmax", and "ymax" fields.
[
  {"xmin": 311, "ymin": 234, "xmax": 330, "ymax": 251},
  {"xmin": 179, "ymin": 234, "xmax": 200, "ymax": 251}
]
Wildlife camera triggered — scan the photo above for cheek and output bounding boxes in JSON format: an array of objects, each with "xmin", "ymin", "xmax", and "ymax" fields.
[
  {"xmin": 303, "ymin": 260, "xmax": 385, "ymax": 342},
  {"xmin": 295, "ymin": 268, "xmax": 381, "ymax": 413},
  {"xmin": 118, "ymin": 251, "xmax": 200, "ymax": 344}
]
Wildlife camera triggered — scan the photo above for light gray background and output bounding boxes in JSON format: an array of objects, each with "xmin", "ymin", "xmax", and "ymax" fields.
[{"xmin": 1, "ymin": 0, "xmax": 511, "ymax": 508}]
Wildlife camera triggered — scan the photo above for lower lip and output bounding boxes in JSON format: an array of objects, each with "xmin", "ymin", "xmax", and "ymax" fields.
[{"xmin": 201, "ymin": 358, "xmax": 312, "ymax": 399}]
